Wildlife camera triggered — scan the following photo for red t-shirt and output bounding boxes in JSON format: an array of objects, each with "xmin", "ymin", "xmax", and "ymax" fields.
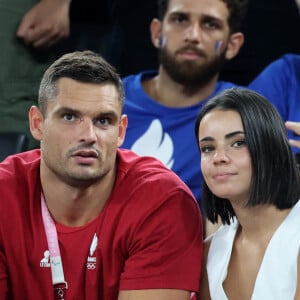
[{"xmin": 0, "ymin": 149, "xmax": 203, "ymax": 299}]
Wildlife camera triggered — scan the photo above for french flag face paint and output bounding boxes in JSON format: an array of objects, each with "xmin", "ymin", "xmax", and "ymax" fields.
[
  {"xmin": 159, "ymin": 35, "xmax": 167, "ymax": 48},
  {"xmin": 215, "ymin": 40, "xmax": 224, "ymax": 56}
]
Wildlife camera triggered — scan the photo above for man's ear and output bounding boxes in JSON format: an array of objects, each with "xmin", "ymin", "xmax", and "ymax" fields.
[
  {"xmin": 225, "ymin": 32, "xmax": 244, "ymax": 60},
  {"xmin": 29, "ymin": 106, "xmax": 44, "ymax": 141},
  {"xmin": 117, "ymin": 114, "xmax": 128, "ymax": 147},
  {"xmin": 150, "ymin": 18, "xmax": 163, "ymax": 49}
]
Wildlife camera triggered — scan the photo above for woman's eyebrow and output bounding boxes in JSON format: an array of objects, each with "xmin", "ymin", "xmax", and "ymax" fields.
[
  {"xmin": 225, "ymin": 131, "xmax": 245, "ymax": 139},
  {"xmin": 199, "ymin": 131, "xmax": 244, "ymax": 143}
]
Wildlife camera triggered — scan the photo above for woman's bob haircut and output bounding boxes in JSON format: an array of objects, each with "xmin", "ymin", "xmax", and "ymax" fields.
[{"xmin": 195, "ymin": 88, "xmax": 300, "ymax": 225}]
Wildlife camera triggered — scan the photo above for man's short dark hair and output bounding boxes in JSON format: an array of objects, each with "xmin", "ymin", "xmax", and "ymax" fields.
[{"xmin": 38, "ymin": 51, "xmax": 124, "ymax": 115}]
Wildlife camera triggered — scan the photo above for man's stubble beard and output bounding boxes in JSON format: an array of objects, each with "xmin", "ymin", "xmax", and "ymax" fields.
[{"xmin": 159, "ymin": 46, "xmax": 227, "ymax": 88}]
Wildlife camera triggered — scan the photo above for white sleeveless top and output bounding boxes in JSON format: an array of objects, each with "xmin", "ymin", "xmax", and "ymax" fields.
[{"xmin": 207, "ymin": 200, "xmax": 300, "ymax": 300}]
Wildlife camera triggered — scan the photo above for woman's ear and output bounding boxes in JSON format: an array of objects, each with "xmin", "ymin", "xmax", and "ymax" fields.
[
  {"xmin": 225, "ymin": 32, "xmax": 244, "ymax": 60},
  {"xmin": 29, "ymin": 106, "xmax": 44, "ymax": 141}
]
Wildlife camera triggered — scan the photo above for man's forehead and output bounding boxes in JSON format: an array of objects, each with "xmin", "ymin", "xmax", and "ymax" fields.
[
  {"xmin": 46, "ymin": 79, "xmax": 121, "ymax": 112},
  {"xmin": 166, "ymin": 0, "xmax": 229, "ymax": 19}
]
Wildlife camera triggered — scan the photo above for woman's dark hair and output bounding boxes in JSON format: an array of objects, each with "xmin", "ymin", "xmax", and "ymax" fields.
[{"xmin": 195, "ymin": 88, "xmax": 300, "ymax": 224}]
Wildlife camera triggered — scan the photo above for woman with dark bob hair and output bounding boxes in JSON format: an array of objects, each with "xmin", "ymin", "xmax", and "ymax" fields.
[{"xmin": 195, "ymin": 88, "xmax": 300, "ymax": 300}]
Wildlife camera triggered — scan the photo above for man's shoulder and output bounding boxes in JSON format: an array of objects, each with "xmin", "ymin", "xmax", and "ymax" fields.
[
  {"xmin": 116, "ymin": 148, "xmax": 190, "ymax": 190},
  {"xmin": 271, "ymin": 54, "xmax": 300, "ymax": 77},
  {"xmin": 122, "ymin": 70, "xmax": 158, "ymax": 89},
  {"xmin": 122, "ymin": 70, "xmax": 157, "ymax": 81},
  {"xmin": 272, "ymin": 53, "xmax": 300, "ymax": 67},
  {"xmin": 0, "ymin": 149, "xmax": 40, "ymax": 181},
  {"xmin": 117, "ymin": 148, "xmax": 170, "ymax": 174},
  {"xmin": 115, "ymin": 149, "xmax": 198, "ymax": 215},
  {"xmin": 249, "ymin": 54, "xmax": 300, "ymax": 85},
  {"xmin": 0, "ymin": 150, "xmax": 41, "ymax": 213},
  {"xmin": 216, "ymin": 81, "xmax": 241, "ymax": 92}
]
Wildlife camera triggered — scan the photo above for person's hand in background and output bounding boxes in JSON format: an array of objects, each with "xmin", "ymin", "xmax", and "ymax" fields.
[
  {"xmin": 286, "ymin": 121, "xmax": 300, "ymax": 149},
  {"xmin": 16, "ymin": 0, "xmax": 71, "ymax": 48}
]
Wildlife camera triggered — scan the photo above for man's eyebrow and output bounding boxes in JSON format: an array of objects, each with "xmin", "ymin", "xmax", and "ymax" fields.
[
  {"xmin": 54, "ymin": 107, "xmax": 119, "ymax": 118},
  {"xmin": 55, "ymin": 107, "xmax": 79, "ymax": 114},
  {"xmin": 95, "ymin": 111, "xmax": 119, "ymax": 120},
  {"xmin": 169, "ymin": 11, "xmax": 189, "ymax": 18},
  {"xmin": 201, "ymin": 14, "xmax": 224, "ymax": 22}
]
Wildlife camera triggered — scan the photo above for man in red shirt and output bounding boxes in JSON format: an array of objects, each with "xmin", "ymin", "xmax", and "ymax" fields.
[{"xmin": 0, "ymin": 50, "xmax": 202, "ymax": 299}]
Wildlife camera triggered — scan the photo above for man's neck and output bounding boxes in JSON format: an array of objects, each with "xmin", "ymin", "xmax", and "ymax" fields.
[
  {"xmin": 142, "ymin": 68, "xmax": 219, "ymax": 108},
  {"xmin": 41, "ymin": 167, "xmax": 116, "ymax": 227},
  {"xmin": 44, "ymin": 188, "xmax": 108, "ymax": 227}
]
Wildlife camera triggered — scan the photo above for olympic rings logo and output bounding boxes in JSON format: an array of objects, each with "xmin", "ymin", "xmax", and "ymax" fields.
[{"xmin": 86, "ymin": 262, "xmax": 96, "ymax": 270}]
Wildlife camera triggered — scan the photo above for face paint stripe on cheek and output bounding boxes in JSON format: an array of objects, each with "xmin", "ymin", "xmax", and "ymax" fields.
[
  {"xmin": 159, "ymin": 35, "xmax": 167, "ymax": 48},
  {"xmin": 215, "ymin": 40, "xmax": 224, "ymax": 56}
]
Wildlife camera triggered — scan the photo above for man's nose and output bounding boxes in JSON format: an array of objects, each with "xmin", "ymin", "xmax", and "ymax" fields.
[
  {"xmin": 184, "ymin": 22, "xmax": 201, "ymax": 42},
  {"xmin": 78, "ymin": 118, "xmax": 97, "ymax": 143}
]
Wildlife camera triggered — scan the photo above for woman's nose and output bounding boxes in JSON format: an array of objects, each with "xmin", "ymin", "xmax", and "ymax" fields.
[{"xmin": 213, "ymin": 148, "xmax": 229, "ymax": 163}]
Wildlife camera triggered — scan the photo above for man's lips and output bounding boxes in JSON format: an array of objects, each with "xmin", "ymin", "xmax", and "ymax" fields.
[
  {"xmin": 71, "ymin": 149, "xmax": 99, "ymax": 164},
  {"xmin": 176, "ymin": 47, "xmax": 205, "ymax": 59},
  {"xmin": 72, "ymin": 149, "xmax": 98, "ymax": 158},
  {"xmin": 178, "ymin": 52, "xmax": 202, "ymax": 60}
]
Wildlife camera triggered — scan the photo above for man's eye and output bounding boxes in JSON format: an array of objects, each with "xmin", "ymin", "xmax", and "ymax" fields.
[
  {"xmin": 63, "ymin": 113, "xmax": 77, "ymax": 122},
  {"xmin": 171, "ymin": 14, "xmax": 187, "ymax": 24},
  {"xmin": 205, "ymin": 21, "xmax": 217, "ymax": 29},
  {"xmin": 175, "ymin": 16, "xmax": 185, "ymax": 23},
  {"xmin": 94, "ymin": 118, "xmax": 110, "ymax": 126},
  {"xmin": 202, "ymin": 17, "xmax": 222, "ymax": 30}
]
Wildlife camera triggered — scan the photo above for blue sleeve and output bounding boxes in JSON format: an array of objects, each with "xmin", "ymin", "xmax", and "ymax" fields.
[
  {"xmin": 248, "ymin": 54, "xmax": 295, "ymax": 120},
  {"xmin": 248, "ymin": 54, "xmax": 300, "ymax": 153}
]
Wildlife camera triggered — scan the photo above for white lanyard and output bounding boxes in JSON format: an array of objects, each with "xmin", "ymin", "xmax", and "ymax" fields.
[{"xmin": 41, "ymin": 194, "xmax": 68, "ymax": 297}]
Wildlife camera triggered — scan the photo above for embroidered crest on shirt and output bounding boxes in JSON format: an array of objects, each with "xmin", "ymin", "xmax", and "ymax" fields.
[{"xmin": 86, "ymin": 233, "xmax": 98, "ymax": 270}]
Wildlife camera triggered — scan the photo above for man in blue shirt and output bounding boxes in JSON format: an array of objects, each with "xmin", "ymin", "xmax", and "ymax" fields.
[{"xmin": 122, "ymin": 0, "xmax": 248, "ymax": 206}]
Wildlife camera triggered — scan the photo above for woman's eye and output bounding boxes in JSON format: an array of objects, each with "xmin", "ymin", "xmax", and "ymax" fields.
[
  {"xmin": 232, "ymin": 140, "xmax": 246, "ymax": 147},
  {"xmin": 200, "ymin": 145, "xmax": 214, "ymax": 153}
]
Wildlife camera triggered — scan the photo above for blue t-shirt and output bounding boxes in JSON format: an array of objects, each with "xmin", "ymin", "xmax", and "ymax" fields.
[
  {"xmin": 248, "ymin": 54, "xmax": 300, "ymax": 153},
  {"xmin": 122, "ymin": 70, "xmax": 238, "ymax": 205}
]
